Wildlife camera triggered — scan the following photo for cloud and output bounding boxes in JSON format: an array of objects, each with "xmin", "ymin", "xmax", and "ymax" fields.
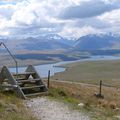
[
  {"xmin": 98, "ymin": 9, "xmax": 120, "ymax": 25},
  {"xmin": 0, "ymin": 0, "xmax": 64, "ymax": 37},
  {"xmin": 60, "ymin": 0, "xmax": 120, "ymax": 19},
  {"xmin": 59, "ymin": 25, "xmax": 102, "ymax": 38},
  {"xmin": 96, "ymin": 8, "xmax": 120, "ymax": 34},
  {"xmin": 0, "ymin": 0, "xmax": 120, "ymax": 39},
  {"xmin": 0, "ymin": 31, "xmax": 9, "ymax": 36},
  {"xmin": 0, "ymin": 4, "xmax": 15, "ymax": 19}
]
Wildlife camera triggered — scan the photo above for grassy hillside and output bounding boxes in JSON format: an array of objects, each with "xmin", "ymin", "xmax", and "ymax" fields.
[{"xmin": 52, "ymin": 60, "xmax": 120, "ymax": 88}]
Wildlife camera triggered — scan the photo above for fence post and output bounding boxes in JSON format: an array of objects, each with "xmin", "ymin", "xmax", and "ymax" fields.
[
  {"xmin": 99, "ymin": 80, "xmax": 102, "ymax": 96},
  {"xmin": 94, "ymin": 80, "xmax": 104, "ymax": 98},
  {"xmin": 47, "ymin": 70, "xmax": 50, "ymax": 88}
]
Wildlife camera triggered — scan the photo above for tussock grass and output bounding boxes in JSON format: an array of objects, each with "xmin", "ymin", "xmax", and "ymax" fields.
[{"xmin": 0, "ymin": 91, "xmax": 36, "ymax": 120}]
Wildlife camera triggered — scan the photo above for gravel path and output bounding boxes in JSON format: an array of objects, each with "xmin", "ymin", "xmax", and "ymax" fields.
[{"xmin": 25, "ymin": 97, "xmax": 90, "ymax": 120}]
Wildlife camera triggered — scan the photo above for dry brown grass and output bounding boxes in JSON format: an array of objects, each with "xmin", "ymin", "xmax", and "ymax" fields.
[
  {"xmin": 48, "ymin": 80, "xmax": 120, "ymax": 120},
  {"xmin": 50, "ymin": 81, "xmax": 120, "ymax": 107}
]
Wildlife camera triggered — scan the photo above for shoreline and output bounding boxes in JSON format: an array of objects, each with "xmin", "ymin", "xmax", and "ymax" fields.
[{"xmin": 5, "ymin": 60, "xmax": 59, "ymax": 68}]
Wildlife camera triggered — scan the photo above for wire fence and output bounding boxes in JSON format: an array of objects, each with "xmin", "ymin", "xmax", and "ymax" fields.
[
  {"xmin": 102, "ymin": 83, "xmax": 120, "ymax": 89},
  {"xmin": 0, "ymin": 43, "xmax": 17, "ymax": 68}
]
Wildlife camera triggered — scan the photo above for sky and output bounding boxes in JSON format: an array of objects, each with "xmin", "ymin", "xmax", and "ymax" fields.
[{"xmin": 0, "ymin": 0, "xmax": 120, "ymax": 39}]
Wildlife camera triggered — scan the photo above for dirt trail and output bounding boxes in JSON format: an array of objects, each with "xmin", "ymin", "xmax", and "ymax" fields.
[{"xmin": 25, "ymin": 97, "xmax": 90, "ymax": 120}]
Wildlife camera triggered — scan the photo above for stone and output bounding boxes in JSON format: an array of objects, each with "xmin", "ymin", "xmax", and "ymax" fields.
[
  {"xmin": 78, "ymin": 103, "xmax": 85, "ymax": 108},
  {"xmin": 94, "ymin": 93, "xmax": 104, "ymax": 99},
  {"xmin": 6, "ymin": 104, "xmax": 19, "ymax": 113}
]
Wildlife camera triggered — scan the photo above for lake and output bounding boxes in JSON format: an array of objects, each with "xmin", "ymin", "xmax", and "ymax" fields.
[{"xmin": 9, "ymin": 55, "xmax": 120, "ymax": 78}]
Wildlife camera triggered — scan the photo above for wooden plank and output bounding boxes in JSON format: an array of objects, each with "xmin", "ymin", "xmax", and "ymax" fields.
[
  {"xmin": 25, "ymin": 65, "xmax": 48, "ymax": 91},
  {"xmin": 0, "ymin": 66, "xmax": 26, "ymax": 99},
  {"xmin": 13, "ymin": 72, "xmax": 35, "ymax": 76},
  {"xmin": 17, "ymin": 78, "xmax": 40, "ymax": 83},
  {"xmin": 21, "ymin": 85, "xmax": 45, "ymax": 89},
  {"xmin": 25, "ymin": 92, "xmax": 48, "ymax": 97},
  {"xmin": 1, "ymin": 84, "xmax": 18, "ymax": 88},
  {"xmin": 0, "ymin": 65, "xmax": 48, "ymax": 99}
]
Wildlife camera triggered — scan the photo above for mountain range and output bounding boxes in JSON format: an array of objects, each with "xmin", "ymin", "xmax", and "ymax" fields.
[
  {"xmin": 74, "ymin": 33, "xmax": 120, "ymax": 50},
  {"xmin": 1, "ymin": 33, "xmax": 120, "ymax": 51}
]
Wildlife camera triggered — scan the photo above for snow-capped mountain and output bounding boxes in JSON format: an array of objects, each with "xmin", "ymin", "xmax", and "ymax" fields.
[
  {"xmin": 74, "ymin": 33, "xmax": 120, "ymax": 50},
  {"xmin": 18, "ymin": 34, "xmax": 74, "ymax": 50}
]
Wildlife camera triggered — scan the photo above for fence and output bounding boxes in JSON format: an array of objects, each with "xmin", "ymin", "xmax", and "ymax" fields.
[{"xmin": 0, "ymin": 42, "xmax": 18, "ymax": 76}]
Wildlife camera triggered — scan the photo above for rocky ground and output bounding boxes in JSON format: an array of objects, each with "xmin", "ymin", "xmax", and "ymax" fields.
[{"xmin": 25, "ymin": 97, "xmax": 90, "ymax": 120}]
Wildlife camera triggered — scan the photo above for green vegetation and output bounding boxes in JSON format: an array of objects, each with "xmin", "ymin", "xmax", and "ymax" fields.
[
  {"xmin": 0, "ymin": 91, "xmax": 36, "ymax": 120},
  {"xmin": 52, "ymin": 60, "xmax": 120, "ymax": 87},
  {"xmin": 48, "ymin": 87, "xmax": 80, "ymax": 108}
]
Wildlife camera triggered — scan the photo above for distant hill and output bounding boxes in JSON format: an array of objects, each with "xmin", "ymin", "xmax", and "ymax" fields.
[
  {"xmin": 22, "ymin": 34, "xmax": 74, "ymax": 50},
  {"xmin": 74, "ymin": 34, "xmax": 120, "ymax": 50}
]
